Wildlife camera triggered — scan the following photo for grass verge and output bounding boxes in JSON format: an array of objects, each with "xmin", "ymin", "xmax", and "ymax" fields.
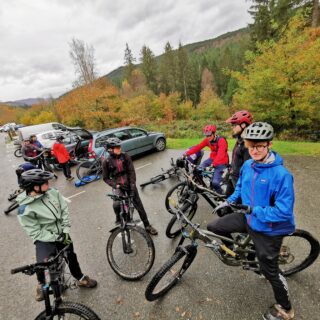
[{"xmin": 167, "ymin": 138, "xmax": 320, "ymax": 156}]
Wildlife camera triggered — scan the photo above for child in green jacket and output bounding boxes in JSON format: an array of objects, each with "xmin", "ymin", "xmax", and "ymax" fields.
[{"xmin": 17, "ymin": 169, "xmax": 97, "ymax": 301}]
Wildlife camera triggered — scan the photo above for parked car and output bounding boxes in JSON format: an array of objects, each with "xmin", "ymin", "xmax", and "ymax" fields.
[
  {"xmin": 88, "ymin": 127, "xmax": 166, "ymax": 157},
  {"xmin": 36, "ymin": 129, "xmax": 92, "ymax": 158}
]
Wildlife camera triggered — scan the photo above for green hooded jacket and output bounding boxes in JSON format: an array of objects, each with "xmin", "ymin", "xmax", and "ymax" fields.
[{"xmin": 16, "ymin": 188, "xmax": 71, "ymax": 243}]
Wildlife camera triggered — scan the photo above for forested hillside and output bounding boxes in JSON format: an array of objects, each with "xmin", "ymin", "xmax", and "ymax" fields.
[{"xmin": 1, "ymin": 0, "xmax": 319, "ymax": 141}]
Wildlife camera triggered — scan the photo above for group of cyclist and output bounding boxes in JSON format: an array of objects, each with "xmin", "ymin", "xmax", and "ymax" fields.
[
  {"xmin": 14, "ymin": 110, "xmax": 295, "ymax": 320},
  {"xmin": 19, "ymin": 134, "xmax": 74, "ymax": 180}
]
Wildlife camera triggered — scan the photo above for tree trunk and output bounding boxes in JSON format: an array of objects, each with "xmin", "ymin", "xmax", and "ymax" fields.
[{"xmin": 312, "ymin": 0, "xmax": 320, "ymax": 27}]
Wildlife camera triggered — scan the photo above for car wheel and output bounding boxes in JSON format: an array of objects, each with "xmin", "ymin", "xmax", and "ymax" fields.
[{"xmin": 155, "ymin": 138, "xmax": 166, "ymax": 152}]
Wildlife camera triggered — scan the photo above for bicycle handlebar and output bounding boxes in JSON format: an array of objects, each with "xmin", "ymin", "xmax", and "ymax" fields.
[
  {"xmin": 106, "ymin": 193, "xmax": 133, "ymax": 201},
  {"xmin": 11, "ymin": 245, "xmax": 70, "ymax": 275}
]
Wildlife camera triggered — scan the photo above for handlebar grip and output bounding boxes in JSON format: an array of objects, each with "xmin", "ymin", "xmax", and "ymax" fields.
[
  {"xmin": 230, "ymin": 203, "xmax": 250, "ymax": 210},
  {"xmin": 11, "ymin": 264, "xmax": 30, "ymax": 274}
]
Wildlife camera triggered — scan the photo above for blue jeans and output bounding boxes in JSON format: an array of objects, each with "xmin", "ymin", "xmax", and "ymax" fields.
[{"xmin": 200, "ymin": 158, "xmax": 226, "ymax": 194}]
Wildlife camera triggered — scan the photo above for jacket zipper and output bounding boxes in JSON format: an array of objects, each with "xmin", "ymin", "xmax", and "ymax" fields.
[
  {"xmin": 248, "ymin": 166, "xmax": 257, "ymax": 226},
  {"xmin": 41, "ymin": 198, "xmax": 60, "ymax": 235}
]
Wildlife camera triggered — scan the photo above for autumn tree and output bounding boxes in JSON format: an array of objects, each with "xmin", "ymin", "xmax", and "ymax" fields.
[
  {"xmin": 232, "ymin": 14, "xmax": 320, "ymax": 136},
  {"xmin": 69, "ymin": 38, "xmax": 97, "ymax": 87}
]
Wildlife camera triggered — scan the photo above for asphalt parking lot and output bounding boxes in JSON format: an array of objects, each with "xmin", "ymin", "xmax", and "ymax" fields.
[{"xmin": 0, "ymin": 135, "xmax": 319, "ymax": 320}]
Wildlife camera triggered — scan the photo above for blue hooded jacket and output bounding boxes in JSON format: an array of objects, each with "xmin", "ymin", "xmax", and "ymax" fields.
[{"xmin": 228, "ymin": 152, "xmax": 295, "ymax": 236}]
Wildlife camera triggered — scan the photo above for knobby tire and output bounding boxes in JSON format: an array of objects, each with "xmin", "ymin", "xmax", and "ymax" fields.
[
  {"xmin": 280, "ymin": 229, "xmax": 320, "ymax": 276},
  {"xmin": 145, "ymin": 245, "xmax": 197, "ymax": 301},
  {"xmin": 34, "ymin": 301, "xmax": 101, "ymax": 319},
  {"xmin": 106, "ymin": 225, "xmax": 155, "ymax": 280},
  {"xmin": 165, "ymin": 204, "xmax": 197, "ymax": 239}
]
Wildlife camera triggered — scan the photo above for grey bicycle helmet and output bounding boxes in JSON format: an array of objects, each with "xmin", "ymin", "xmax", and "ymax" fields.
[
  {"xmin": 243, "ymin": 122, "xmax": 274, "ymax": 141},
  {"xmin": 20, "ymin": 169, "xmax": 54, "ymax": 188},
  {"xmin": 105, "ymin": 137, "xmax": 122, "ymax": 149}
]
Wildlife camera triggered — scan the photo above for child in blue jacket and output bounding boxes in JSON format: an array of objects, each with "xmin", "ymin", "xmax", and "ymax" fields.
[{"xmin": 207, "ymin": 122, "xmax": 295, "ymax": 320}]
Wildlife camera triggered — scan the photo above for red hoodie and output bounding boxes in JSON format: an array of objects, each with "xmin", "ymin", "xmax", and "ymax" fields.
[
  {"xmin": 185, "ymin": 136, "xmax": 229, "ymax": 167},
  {"xmin": 52, "ymin": 142, "xmax": 70, "ymax": 164}
]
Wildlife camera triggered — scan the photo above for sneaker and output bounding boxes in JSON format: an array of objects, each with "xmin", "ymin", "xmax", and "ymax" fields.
[
  {"xmin": 78, "ymin": 275, "xmax": 98, "ymax": 288},
  {"xmin": 35, "ymin": 284, "xmax": 44, "ymax": 302},
  {"xmin": 66, "ymin": 176, "xmax": 74, "ymax": 181},
  {"xmin": 263, "ymin": 304, "xmax": 294, "ymax": 320},
  {"xmin": 145, "ymin": 225, "xmax": 158, "ymax": 235}
]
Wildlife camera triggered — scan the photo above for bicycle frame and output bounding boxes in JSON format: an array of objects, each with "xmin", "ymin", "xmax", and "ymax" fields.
[
  {"xmin": 171, "ymin": 199, "xmax": 258, "ymax": 270},
  {"xmin": 107, "ymin": 193, "xmax": 136, "ymax": 254},
  {"xmin": 11, "ymin": 245, "xmax": 72, "ymax": 317},
  {"xmin": 179, "ymin": 161, "xmax": 226, "ymax": 209}
]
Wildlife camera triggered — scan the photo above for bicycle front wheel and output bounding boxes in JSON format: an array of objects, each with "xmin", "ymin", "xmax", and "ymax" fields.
[
  {"xmin": 106, "ymin": 225, "xmax": 155, "ymax": 280},
  {"xmin": 279, "ymin": 229, "xmax": 320, "ymax": 277},
  {"xmin": 14, "ymin": 148, "xmax": 23, "ymax": 158},
  {"xmin": 35, "ymin": 301, "xmax": 101, "ymax": 319},
  {"xmin": 166, "ymin": 204, "xmax": 197, "ymax": 238},
  {"xmin": 165, "ymin": 182, "xmax": 190, "ymax": 214},
  {"xmin": 76, "ymin": 161, "xmax": 100, "ymax": 183},
  {"xmin": 145, "ymin": 245, "xmax": 197, "ymax": 301}
]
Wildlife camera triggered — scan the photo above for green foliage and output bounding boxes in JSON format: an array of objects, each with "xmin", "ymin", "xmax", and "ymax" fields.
[
  {"xmin": 167, "ymin": 138, "xmax": 320, "ymax": 156},
  {"xmin": 233, "ymin": 13, "xmax": 320, "ymax": 137}
]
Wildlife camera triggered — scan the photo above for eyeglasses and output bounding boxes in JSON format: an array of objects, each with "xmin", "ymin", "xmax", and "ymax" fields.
[
  {"xmin": 248, "ymin": 145, "xmax": 268, "ymax": 152},
  {"xmin": 205, "ymin": 133, "xmax": 215, "ymax": 137}
]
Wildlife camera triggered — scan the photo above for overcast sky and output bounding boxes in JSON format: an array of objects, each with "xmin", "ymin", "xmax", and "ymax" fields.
[{"xmin": 0, "ymin": 0, "xmax": 252, "ymax": 102}]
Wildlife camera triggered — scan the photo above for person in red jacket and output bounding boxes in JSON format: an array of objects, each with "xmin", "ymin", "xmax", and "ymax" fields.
[
  {"xmin": 184, "ymin": 124, "xmax": 229, "ymax": 194},
  {"xmin": 52, "ymin": 136, "xmax": 74, "ymax": 181}
]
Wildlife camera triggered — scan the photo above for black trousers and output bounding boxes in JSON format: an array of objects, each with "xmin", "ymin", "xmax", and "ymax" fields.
[
  {"xmin": 112, "ymin": 186, "xmax": 150, "ymax": 228},
  {"xmin": 207, "ymin": 213, "xmax": 291, "ymax": 310},
  {"xmin": 60, "ymin": 161, "xmax": 71, "ymax": 178},
  {"xmin": 35, "ymin": 241, "xmax": 83, "ymax": 284}
]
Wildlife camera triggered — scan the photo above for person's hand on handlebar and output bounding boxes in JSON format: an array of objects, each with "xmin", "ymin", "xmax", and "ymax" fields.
[
  {"xmin": 58, "ymin": 232, "xmax": 73, "ymax": 245},
  {"xmin": 214, "ymin": 201, "xmax": 231, "ymax": 217}
]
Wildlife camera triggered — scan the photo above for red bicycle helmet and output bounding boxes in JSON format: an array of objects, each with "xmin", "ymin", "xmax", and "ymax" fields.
[
  {"xmin": 226, "ymin": 110, "xmax": 253, "ymax": 125},
  {"xmin": 203, "ymin": 124, "xmax": 216, "ymax": 136}
]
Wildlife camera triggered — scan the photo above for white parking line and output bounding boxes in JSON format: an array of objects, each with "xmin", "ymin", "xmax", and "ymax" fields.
[
  {"xmin": 67, "ymin": 190, "xmax": 86, "ymax": 200},
  {"xmin": 136, "ymin": 163, "xmax": 152, "ymax": 170}
]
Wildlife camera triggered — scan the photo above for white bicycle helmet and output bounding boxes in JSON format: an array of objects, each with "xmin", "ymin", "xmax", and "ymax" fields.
[{"xmin": 243, "ymin": 122, "xmax": 274, "ymax": 141}]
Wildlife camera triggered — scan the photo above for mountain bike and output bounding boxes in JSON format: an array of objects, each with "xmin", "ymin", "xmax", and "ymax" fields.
[
  {"xmin": 145, "ymin": 200, "xmax": 320, "ymax": 301},
  {"xmin": 76, "ymin": 152, "xmax": 104, "ymax": 183},
  {"xmin": 139, "ymin": 158, "xmax": 182, "ymax": 188},
  {"xmin": 11, "ymin": 245, "xmax": 101, "ymax": 319},
  {"xmin": 106, "ymin": 192, "xmax": 155, "ymax": 280},
  {"xmin": 165, "ymin": 159, "xmax": 226, "ymax": 238}
]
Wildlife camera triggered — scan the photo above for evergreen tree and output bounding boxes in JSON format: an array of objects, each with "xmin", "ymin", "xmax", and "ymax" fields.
[
  {"xmin": 176, "ymin": 42, "xmax": 189, "ymax": 101},
  {"xmin": 159, "ymin": 42, "xmax": 177, "ymax": 95},
  {"xmin": 140, "ymin": 45, "xmax": 158, "ymax": 93},
  {"xmin": 123, "ymin": 43, "xmax": 136, "ymax": 82}
]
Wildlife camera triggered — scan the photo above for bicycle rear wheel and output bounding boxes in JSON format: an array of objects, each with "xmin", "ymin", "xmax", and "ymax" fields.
[
  {"xmin": 35, "ymin": 301, "xmax": 101, "ymax": 319},
  {"xmin": 106, "ymin": 225, "xmax": 155, "ymax": 280},
  {"xmin": 166, "ymin": 204, "xmax": 197, "ymax": 239},
  {"xmin": 140, "ymin": 174, "xmax": 165, "ymax": 188},
  {"xmin": 279, "ymin": 229, "xmax": 320, "ymax": 276},
  {"xmin": 145, "ymin": 245, "xmax": 197, "ymax": 301},
  {"xmin": 76, "ymin": 160, "xmax": 100, "ymax": 183}
]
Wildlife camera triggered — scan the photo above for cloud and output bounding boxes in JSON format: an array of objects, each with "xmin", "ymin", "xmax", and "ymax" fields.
[{"xmin": 0, "ymin": 0, "xmax": 251, "ymax": 101}]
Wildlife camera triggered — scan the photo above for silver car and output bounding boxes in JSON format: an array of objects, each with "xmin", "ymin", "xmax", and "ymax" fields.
[{"xmin": 88, "ymin": 127, "xmax": 166, "ymax": 157}]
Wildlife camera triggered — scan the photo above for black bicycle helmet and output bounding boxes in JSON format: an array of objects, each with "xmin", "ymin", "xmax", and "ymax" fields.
[
  {"xmin": 242, "ymin": 122, "xmax": 274, "ymax": 141},
  {"xmin": 105, "ymin": 137, "xmax": 122, "ymax": 149},
  {"xmin": 20, "ymin": 169, "xmax": 54, "ymax": 188}
]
